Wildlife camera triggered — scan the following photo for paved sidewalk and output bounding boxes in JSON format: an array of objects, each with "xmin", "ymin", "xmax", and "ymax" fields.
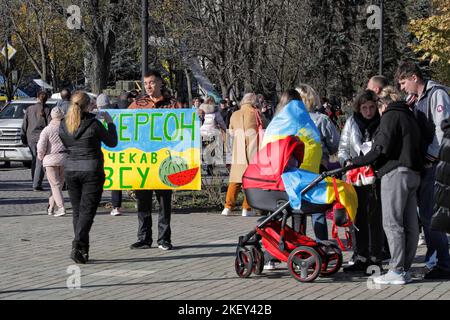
[{"xmin": 1, "ymin": 165, "xmax": 450, "ymax": 300}]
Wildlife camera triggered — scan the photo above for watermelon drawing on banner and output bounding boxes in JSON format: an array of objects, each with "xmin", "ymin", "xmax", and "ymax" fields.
[
  {"xmin": 158, "ymin": 151, "xmax": 189, "ymax": 187},
  {"xmin": 167, "ymin": 167, "xmax": 199, "ymax": 187}
]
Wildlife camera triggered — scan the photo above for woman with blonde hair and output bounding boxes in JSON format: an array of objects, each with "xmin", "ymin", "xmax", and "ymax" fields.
[
  {"xmin": 59, "ymin": 91, "xmax": 117, "ymax": 264},
  {"xmin": 295, "ymin": 84, "xmax": 340, "ymax": 241},
  {"xmin": 296, "ymin": 84, "xmax": 340, "ymax": 171},
  {"xmin": 222, "ymin": 92, "xmax": 262, "ymax": 217}
]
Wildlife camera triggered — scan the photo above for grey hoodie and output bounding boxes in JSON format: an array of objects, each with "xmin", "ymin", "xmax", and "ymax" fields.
[
  {"xmin": 415, "ymin": 80, "xmax": 450, "ymax": 158},
  {"xmin": 309, "ymin": 112, "xmax": 340, "ymax": 167}
]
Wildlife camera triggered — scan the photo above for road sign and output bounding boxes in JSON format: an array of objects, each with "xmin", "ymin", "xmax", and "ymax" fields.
[{"xmin": 1, "ymin": 43, "xmax": 17, "ymax": 60}]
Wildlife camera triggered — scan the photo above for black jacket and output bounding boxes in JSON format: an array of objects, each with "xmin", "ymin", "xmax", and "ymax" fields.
[
  {"xmin": 435, "ymin": 118, "xmax": 450, "ymax": 209},
  {"xmin": 352, "ymin": 101, "xmax": 424, "ymax": 176},
  {"xmin": 59, "ymin": 112, "xmax": 117, "ymax": 172}
]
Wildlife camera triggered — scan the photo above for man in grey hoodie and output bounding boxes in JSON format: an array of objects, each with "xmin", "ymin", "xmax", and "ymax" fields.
[{"xmin": 396, "ymin": 60, "xmax": 450, "ymax": 279}]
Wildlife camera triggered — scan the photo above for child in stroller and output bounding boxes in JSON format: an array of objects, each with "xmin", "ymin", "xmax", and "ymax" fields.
[{"xmin": 235, "ymin": 135, "xmax": 357, "ymax": 282}]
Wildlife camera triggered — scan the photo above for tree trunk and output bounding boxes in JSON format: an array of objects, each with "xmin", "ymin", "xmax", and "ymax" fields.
[{"xmin": 184, "ymin": 68, "xmax": 192, "ymax": 105}]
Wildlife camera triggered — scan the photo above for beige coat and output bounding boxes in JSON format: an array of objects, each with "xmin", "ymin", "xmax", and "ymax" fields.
[{"xmin": 228, "ymin": 103, "xmax": 261, "ymax": 183}]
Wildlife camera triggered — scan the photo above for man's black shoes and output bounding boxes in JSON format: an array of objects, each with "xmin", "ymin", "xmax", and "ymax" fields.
[
  {"xmin": 130, "ymin": 241, "xmax": 152, "ymax": 249},
  {"xmin": 343, "ymin": 260, "xmax": 368, "ymax": 272},
  {"xmin": 158, "ymin": 242, "xmax": 173, "ymax": 251},
  {"xmin": 70, "ymin": 248, "xmax": 86, "ymax": 264},
  {"xmin": 424, "ymin": 266, "xmax": 450, "ymax": 279}
]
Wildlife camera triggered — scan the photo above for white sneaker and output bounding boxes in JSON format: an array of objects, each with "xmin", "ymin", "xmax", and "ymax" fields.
[
  {"xmin": 110, "ymin": 207, "xmax": 122, "ymax": 216},
  {"xmin": 53, "ymin": 207, "xmax": 66, "ymax": 217},
  {"xmin": 264, "ymin": 261, "xmax": 276, "ymax": 270},
  {"xmin": 418, "ymin": 234, "xmax": 426, "ymax": 246},
  {"xmin": 373, "ymin": 270, "xmax": 406, "ymax": 285},
  {"xmin": 47, "ymin": 206, "xmax": 54, "ymax": 215},
  {"xmin": 221, "ymin": 208, "xmax": 232, "ymax": 216},
  {"xmin": 242, "ymin": 209, "xmax": 255, "ymax": 217}
]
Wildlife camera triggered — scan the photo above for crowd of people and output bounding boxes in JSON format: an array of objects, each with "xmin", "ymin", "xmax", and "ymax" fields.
[{"xmin": 18, "ymin": 60, "xmax": 450, "ymax": 285}]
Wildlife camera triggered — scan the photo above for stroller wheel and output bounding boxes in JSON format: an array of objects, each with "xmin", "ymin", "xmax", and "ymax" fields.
[
  {"xmin": 287, "ymin": 246, "xmax": 322, "ymax": 282},
  {"xmin": 249, "ymin": 246, "xmax": 264, "ymax": 275},
  {"xmin": 318, "ymin": 243, "xmax": 343, "ymax": 276},
  {"xmin": 235, "ymin": 247, "xmax": 254, "ymax": 278}
]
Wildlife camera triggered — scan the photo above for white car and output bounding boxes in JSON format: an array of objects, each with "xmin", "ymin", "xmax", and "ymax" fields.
[{"xmin": 0, "ymin": 98, "xmax": 58, "ymax": 167}]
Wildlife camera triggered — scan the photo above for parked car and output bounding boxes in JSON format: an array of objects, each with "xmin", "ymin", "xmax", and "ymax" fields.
[{"xmin": 0, "ymin": 98, "xmax": 58, "ymax": 167}]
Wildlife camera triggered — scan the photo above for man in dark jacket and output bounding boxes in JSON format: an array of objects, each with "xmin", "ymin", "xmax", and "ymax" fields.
[
  {"xmin": 21, "ymin": 91, "xmax": 51, "ymax": 191},
  {"xmin": 128, "ymin": 70, "xmax": 181, "ymax": 251},
  {"xmin": 430, "ymin": 118, "xmax": 450, "ymax": 276},
  {"xmin": 57, "ymin": 88, "xmax": 71, "ymax": 114},
  {"xmin": 396, "ymin": 60, "xmax": 450, "ymax": 279},
  {"xmin": 351, "ymin": 95, "xmax": 424, "ymax": 285}
]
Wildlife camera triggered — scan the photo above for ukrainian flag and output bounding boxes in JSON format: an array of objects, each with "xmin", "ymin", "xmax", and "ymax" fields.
[
  {"xmin": 262, "ymin": 100, "xmax": 322, "ymax": 173},
  {"xmin": 282, "ymin": 168, "xmax": 358, "ymax": 222}
]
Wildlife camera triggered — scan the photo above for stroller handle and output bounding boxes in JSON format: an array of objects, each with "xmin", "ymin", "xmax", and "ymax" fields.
[
  {"xmin": 323, "ymin": 164, "xmax": 359, "ymax": 178},
  {"xmin": 300, "ymin": 164, "xmax": 358, "ymax": 196}
]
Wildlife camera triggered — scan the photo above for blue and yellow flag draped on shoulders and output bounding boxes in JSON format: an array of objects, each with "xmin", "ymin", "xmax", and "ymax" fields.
[
  {"xmin": 101, "ymin": 109, "xmax": 201, "ymax": 190},
  {"xmin": 263, "ymin": 100, "xmax": 357, "ymax": 221},
  {"xmin": 262, "ymin": 100, "xmax": 322, "ymax": 173}
]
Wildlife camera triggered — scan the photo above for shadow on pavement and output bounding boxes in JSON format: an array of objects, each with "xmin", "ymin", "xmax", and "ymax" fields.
[{"xmin": 89, "ymin": 252, "xmax": 235, "ymax": 264}]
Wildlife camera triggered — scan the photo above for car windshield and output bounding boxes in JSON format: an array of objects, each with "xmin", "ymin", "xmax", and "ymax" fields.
[{"xmin": 0, "ymin": 103, "xmax": 34, "ymax": 119}]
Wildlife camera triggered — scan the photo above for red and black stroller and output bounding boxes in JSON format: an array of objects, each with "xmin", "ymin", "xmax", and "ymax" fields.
[{"xmin": 235, "ymin": 136, "xmax": 356, "ymax": 282}]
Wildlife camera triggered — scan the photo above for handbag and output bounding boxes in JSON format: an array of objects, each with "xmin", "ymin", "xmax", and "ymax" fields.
[
  {"xmin": 345, "ymin": 165, "xmax": 376, "ymax": 186},
  {"xmin": 431, "ymin": 207, "xmax": 450, "ymax": 234}
]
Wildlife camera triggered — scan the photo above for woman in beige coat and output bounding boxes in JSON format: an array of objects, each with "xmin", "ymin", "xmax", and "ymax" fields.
[{"xmin": 222, "ymin": 93, "xmax": 262, "ymax": 217}]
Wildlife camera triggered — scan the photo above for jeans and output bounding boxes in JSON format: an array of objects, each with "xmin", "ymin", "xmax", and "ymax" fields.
[
  {"xmin": 65, "ymin": 170, "xmax": 105, "ymax": 250},
  {"xmin": 135, "ymin": 190, "xmax": 172, "ymax": 245},
  {"xmin": 417, "ymin": 164, "xmax": 450, "ymax": 270},
  {"xmin": 293, "ymin": 213, "xmax": 328, "ymax": 241},
  {"xmin": 29, "ymin": 143, "xmax": 45, "ymax": 188}
]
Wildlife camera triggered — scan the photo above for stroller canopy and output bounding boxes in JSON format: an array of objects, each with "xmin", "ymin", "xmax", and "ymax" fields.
[{"xmin": 243, "ymin": 135, "xmax": 304, "ymax": 191}]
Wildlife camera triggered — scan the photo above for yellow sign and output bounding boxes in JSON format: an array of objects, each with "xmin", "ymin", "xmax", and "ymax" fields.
[
  {"xmin": 1, "ymin": 43, "xmax": 17, "ymax": 60},
  {"xmin": 102, "ymin": 109, "xmax": 201, "ymax": 190}
]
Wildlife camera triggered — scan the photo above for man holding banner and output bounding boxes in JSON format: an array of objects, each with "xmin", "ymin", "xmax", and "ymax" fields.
[{"xmin": 128, "ymin": 70, "xmax": 182, "ymax": 251}]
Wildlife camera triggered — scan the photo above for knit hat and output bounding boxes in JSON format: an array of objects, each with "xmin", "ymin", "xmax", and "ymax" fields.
[
  {"xmin": 51, "ymin": 106, "xmax": 64, "ymax": 120},
  {"xmin": 96, "ymin": 93, "xmax": 111, "ymax": 109}
]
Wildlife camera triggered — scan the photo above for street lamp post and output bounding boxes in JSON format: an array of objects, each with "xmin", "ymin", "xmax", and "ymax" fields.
[
  {"xmin": 142, "ymin": 0, "xmax": 149, "ymax": 89},
  {"xmin": 379, "ymin": 0, "xmax": 384, "ymax": 75}
]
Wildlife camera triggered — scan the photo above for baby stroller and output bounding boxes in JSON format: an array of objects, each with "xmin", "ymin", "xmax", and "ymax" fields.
[{"xmin": 235, "ymin": 136, "xmax": 356, "ymax": 282}]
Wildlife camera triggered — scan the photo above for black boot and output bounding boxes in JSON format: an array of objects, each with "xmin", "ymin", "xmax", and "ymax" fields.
[
  {"xmin": 80, "ymin": 246, "xmax": 89, "ymax": 262},
  {"xmin": 70, "ymin": 248, "xmax": 86, "ymax": 264},
  {"xmin": 343, "ymin": 259, "xmax": 368, "ymax": 273}
]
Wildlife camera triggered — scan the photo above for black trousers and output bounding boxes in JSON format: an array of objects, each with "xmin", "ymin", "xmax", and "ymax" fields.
[
  {"xmin": 65, "ymin": 170, "xmax": 105, "ymax": 250},
  {"xmin": 353, "ymin": 183, "xmax": 383, "ymax": 262},
  {"xmin": 135, "ymin": 190, "xmax": 172, "ymax": 245},
  {"xmin": 111, "ymin": 190, "xmax": 122, "ymax": 208},
  {"xmin": 29, "ymin": 143, "xmax": 45, "ymax": 188}
]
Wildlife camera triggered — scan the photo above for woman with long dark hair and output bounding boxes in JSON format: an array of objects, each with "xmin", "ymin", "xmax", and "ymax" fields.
[{"xmin": 338, "ymin": 90, "xmax": 383, "ymax": 273}]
